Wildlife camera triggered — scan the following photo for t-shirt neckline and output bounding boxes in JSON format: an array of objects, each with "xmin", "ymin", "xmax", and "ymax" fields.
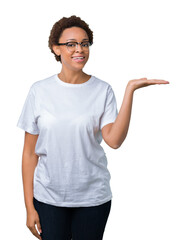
[{"xmin": 54, "ymin": 73, "xmax": 94, "ymax": 87}]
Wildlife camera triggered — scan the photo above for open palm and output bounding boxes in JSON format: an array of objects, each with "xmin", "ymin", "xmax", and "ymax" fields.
[{"xmin": 128, "ymin": 77, "xmax": 170, "ymax": 91}]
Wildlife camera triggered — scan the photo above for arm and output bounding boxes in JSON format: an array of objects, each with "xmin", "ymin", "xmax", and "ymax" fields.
[
  {"xmin": 102, "ymin": 82, "xmax": 134, "ymax": 149},
  {"xmin": 102, "ymin": 78, "xmax": 169, "ymax": 149},
  {"xmin": 22, "ymin": 132, "xmax": 42, "ymax": 239},
  {"xmin": 22, "ymin": 132, "xmax": 39, "ymax": 212},
  {"xmin": 111, "ymin": 83, "xmax": 134, "ymax": 148}
]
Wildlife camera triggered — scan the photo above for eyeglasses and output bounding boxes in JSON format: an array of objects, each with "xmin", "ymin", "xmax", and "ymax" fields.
[{"xmin": 57, "ymin": 41, "xmax": 92, "ymax": 52}]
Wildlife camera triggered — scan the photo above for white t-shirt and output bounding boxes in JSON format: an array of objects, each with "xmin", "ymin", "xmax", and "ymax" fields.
[{"xmin": 17, "ymin": 73, "xmax": 118, "ymax": 207}]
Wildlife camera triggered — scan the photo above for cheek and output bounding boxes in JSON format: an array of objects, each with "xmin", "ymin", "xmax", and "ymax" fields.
[
  {"xmin": 84, "ymin": 54, "xmax": 89, "ymax": 62},
  {"xmin": 86, "ymin": 52, "xmax": 90, "ymax": 58},
  {"xmin": 61, "ymin": 54, "xmax": 72, "ymax": 63}
]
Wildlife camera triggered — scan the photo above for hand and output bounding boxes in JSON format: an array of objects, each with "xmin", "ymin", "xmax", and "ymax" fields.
[
  {"xmin": 26, "ymin": 209, "xmax": 42, "ymax": 240},
  {"xmin": 127, "ymin": 77, "xmax": 170, "ymax": 91}
]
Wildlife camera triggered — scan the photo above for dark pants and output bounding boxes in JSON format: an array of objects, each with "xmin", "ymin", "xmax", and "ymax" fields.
[{"xmin": 33, "ymin": 197, "xmax": 112, "ymax": 240}]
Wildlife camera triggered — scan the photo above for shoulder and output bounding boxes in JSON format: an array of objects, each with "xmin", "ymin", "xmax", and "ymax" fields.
[
  {"xmin": 29, "ymin": 74, "xmax": 56, "ymax": 93},
  {"xmin": 93, "ymin": 75, "xmax": 113, "ymax": 92}
]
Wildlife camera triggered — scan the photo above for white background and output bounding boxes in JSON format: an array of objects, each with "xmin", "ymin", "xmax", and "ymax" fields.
[{"xmin": 0, "ymin": 0, "xmax": 186, "ymax": 239}]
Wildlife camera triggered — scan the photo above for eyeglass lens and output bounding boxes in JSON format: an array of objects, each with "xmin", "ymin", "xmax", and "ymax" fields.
[{"xmin": 66, "ymin": 42, "xmax": 90, "ymax": 52}]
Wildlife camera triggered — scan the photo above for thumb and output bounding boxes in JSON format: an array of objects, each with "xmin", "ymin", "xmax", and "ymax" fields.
[{"xmin": 36, "ymin": 219, "xmax": 42, "ymax": 233}]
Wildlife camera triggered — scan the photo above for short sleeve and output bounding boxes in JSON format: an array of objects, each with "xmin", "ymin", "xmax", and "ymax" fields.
[
  {"xmin": 16, "ymin": 85, "xmax": 39, "ymax": 135},
  {"xmin": 100, "ymin": 86, "xmax": 118, "ymax": 130}
]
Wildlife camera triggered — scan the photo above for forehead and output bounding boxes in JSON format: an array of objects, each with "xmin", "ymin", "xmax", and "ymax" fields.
[{"xmin": 60, "ymin": 27, "xmax": 89, "ymax": 41}]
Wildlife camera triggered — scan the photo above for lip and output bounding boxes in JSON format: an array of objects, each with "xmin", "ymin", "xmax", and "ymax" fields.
[
  {"xmin": 71, "ymin": 56, "xmax": 85, "ymax": 63},
  {"xmin": 72, "ymin": 56, "xmax": 85, "ymax": 58},
  {"xmin": 72, "ymin": 57, "xmax": 85, "ymax": 63}
]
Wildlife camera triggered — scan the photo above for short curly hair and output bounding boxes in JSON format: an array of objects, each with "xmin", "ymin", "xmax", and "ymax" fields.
[{"xmin": 48, "ymin": 15, "xmax": 94, "ymax": 63}]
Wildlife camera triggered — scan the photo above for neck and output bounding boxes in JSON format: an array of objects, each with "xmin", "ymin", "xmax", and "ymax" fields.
[{"xmin": 58, "ymin": 68, "xmax": 90, "ymax": 84}]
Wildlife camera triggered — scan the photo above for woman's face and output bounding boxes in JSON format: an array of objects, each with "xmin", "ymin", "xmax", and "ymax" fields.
[{"xmin": 53, "ymin": 27, "xmax": 90, "ymax": 71}]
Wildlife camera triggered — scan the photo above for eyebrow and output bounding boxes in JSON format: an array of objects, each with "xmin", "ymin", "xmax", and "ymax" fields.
[{"xmin": 67, "ymin": 38, "xmax": 89, "ymax": 41}]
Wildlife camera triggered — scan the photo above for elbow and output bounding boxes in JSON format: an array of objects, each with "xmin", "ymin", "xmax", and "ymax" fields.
[
  {"xmin": 113, "ymin": 145, "xmax": 120, "ymax": 149},
  {"xmin": 113, "ymin": 136, "xmax": 127, "ymax": 149},
  {"xmin": 105, "ymin": 139, "xmax": 121, "ymax": 149},
  {"xmin": 112, "ymin": 140, "xmax": 124, "ymax": 149},
  {"xmin": 112, "ymin": 143, "xmax": 121, "ymax": 149},
  {"xmin": 106, "ymin": 141, "xmax": 120, "ymax": 149}
]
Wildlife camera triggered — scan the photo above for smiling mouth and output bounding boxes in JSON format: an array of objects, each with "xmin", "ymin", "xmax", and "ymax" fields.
[{"xmin": 71, "ymin": 57, "xmax": 86, "ymax": 62}]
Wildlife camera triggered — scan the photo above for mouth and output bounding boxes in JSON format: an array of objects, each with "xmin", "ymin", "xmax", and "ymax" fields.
[{"xmin": 71, "ymin": 56, "xmax": 85, "ymax": 62}]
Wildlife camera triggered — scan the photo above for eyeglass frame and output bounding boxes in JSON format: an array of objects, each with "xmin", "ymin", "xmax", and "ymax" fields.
[{"xmin": 57, "ymin": 41, "xmax": 93, "ymax": 52}]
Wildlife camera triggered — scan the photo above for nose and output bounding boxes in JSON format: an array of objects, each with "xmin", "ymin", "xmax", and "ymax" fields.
[{"xmin": 75, "ymin": 43, "xmax": 83, "ymax": 52}]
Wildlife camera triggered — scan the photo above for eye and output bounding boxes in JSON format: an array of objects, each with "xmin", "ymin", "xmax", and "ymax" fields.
[
  {"xmin": 67, "ymin": 42, "xmax": 76, "ymax": 47},
  {"xmin": 82, "ymin": 42, "xmax": 90, "ymax": 47}
]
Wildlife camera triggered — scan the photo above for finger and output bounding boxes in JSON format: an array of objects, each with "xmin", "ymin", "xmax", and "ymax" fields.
[
  {"xmin": 29, "ymin": 226, "xmax": 42, "ymax": 240},
  {"xmin": 36, "ymin": 219, "xmax": 42, "ymax": 234},
  {"xmin": 147, "ymin": 79, "xmax": 169, "ymax": 84}
]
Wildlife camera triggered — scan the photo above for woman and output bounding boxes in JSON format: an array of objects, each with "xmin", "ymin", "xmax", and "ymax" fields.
[{"xmin": 17, "ymin": 15, "xmax": 169, "ymax": 240}]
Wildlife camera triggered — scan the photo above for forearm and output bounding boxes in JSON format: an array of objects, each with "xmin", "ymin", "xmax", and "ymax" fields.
[
  {"xmin": 22, "ymin": 153, "xmax": 38, "ymax": 212},
  {"xmin": 110, "ymin": 82, "xmax": 135, "ymax": 148}
]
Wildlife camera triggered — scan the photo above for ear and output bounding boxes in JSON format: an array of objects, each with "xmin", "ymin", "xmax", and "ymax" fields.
[{"xmin": 52, "ymin": 45, "xmax": 60, "ymax": 56}]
